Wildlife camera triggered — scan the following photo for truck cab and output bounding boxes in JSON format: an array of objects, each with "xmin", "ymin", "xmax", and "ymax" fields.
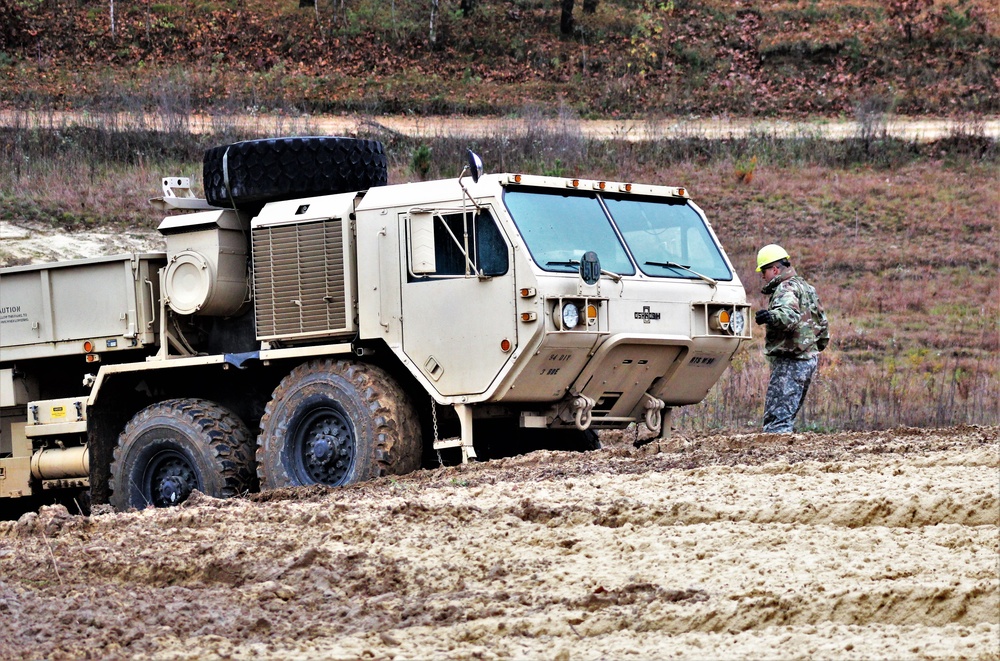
[{"xmin": 348, "ymin": 172, "xmax": 749, "ymax": 441}]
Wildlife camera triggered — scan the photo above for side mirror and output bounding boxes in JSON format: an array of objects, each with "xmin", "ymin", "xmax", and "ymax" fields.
[
  {"xmin": 466, "ymin": 149, "xmax": 484, "ymax": 183},
  {"xmin": 580, "ymin": 251, "xmax": 601, "ymax": 286}
]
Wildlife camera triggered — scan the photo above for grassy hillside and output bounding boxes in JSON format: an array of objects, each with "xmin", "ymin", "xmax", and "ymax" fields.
[{"xmin": 1, "ymin": 0, "xmax": 998, "ymax": 118}]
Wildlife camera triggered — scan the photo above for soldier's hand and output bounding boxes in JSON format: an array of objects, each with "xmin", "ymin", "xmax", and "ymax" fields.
[{"xmin": 754, "ymin": 309, "xmax": 773, "ymax": 326}]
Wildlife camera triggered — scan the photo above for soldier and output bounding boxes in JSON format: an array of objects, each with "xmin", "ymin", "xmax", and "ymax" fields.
[{"xmin": 754, "ymin": 244, "xmax": 829, "ymax": 433}]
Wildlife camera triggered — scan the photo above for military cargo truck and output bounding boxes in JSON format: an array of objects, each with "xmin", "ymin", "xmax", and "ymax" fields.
[{"xmin": 0, "ymin": 137, "xmax": 750, "ymax": 512}]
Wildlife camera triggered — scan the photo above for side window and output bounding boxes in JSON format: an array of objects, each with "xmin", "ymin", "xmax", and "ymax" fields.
[{"xmin": 408, "ymin": 208, "xmax": 508, "ymax": 280}]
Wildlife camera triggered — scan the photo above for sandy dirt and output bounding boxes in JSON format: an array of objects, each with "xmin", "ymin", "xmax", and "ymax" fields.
[
  {"xmin": 1, "ymin": 426, "xmax": 997, "ymax": 660},
  {"xmin": 0, "ymin": 219, "xmax": 163, "ymax": 267}
]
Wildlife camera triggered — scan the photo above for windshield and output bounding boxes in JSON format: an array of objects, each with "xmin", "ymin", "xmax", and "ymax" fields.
[
  {"xmin": 502, "ymin": 190, "xmax": 635, "ymax": 276},
  {"xmin": 605, "ymin": 196, "xmax": 732, "ymax": 280},
  {"xmin": 503, "ymin": 188, "xmax": 731, "ymax": 280}
]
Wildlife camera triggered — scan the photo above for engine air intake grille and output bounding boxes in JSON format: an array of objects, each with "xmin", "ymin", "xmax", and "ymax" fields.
[{"xmin": 252, "ymin": 219, "xmax": 349, "ymax": 340}]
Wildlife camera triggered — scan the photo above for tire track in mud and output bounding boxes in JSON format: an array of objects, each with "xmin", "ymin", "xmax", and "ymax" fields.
[{"xmin": 0, "ymin": 427, "xmax": 997, "ymax": 660}]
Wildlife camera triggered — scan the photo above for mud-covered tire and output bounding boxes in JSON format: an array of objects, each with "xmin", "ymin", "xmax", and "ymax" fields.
[
  {"xmin": 256, "ymin": 359, "xmax": 422, "ymax": 489},
  {"xmin": 109, "ymin": 399, "xmax": 256, "ymax": 511},
  {"xmin": 203, "ymin": 136, "xmax": 388, "ymax": 209}
]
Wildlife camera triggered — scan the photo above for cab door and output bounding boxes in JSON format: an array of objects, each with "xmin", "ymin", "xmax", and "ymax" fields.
[{"xmin": 399, "ymin": 206, "xmax": 517, "ymax": 397}]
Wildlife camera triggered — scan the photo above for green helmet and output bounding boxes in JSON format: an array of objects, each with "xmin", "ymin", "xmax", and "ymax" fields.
[{"xmin": 756, "ymin": 244, "xmax": 790, "ymax": 272}]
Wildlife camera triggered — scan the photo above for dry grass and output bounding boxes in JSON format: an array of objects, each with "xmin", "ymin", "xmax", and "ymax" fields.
[{"xmin": 1, "ymin": 118, "xmax": 996, "ymax": 432}]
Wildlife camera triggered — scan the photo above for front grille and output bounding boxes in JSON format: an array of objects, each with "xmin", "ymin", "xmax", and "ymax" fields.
[{"xmin": 252, "ymin": 219, "xmax": 349, "ymax": 340}]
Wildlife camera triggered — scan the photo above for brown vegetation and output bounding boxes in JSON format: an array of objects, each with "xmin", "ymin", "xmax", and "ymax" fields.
[
  {"xmin": 0, "ymin": 111, "xmax": 997, "ymax": 432},
  {"xmin": 0, "ymin": 0, "xmax": 997, "ymax": 117}
]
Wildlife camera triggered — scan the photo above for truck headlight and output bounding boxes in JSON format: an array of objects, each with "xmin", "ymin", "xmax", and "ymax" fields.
[
  {"xmin": 558, "ymin": 302, "xmax": 580, "ymax": 329},
  {"xmin": 730, "ymin": 309, "xmax": 746, "ymax": 335}
]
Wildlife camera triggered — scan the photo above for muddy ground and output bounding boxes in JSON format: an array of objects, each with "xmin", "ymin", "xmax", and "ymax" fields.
[{"xmin": 1, "ymin": 426, "xmax": 997, "ymax": 660}]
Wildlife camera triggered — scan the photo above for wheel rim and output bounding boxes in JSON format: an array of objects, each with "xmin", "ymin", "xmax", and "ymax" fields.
[
  {"xmin": 291, "ymin": 406, "xmax": 355, "ymax": 485},
  {"xmin": 141, "ymin": 448, "xmax": 199, "ymax": 507}
]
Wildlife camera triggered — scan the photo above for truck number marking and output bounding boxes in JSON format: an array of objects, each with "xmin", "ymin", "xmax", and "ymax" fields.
[
  {"xmin": 689, "ymin": 355, "xmax": 717, "ymax": 367},
  {"xmin": 635, "ymin": 306, "xmax": 660, "ymax": 323},
  {"xmin": 548, "ymin": 353, "xmax": 572, "ymax": 362}
]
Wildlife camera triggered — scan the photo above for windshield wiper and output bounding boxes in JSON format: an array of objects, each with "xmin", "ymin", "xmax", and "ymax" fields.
[
  {"xmin": 546, "ymin": 260, "xmax": 622, "ymax": 283},
  {"xmin": 645, "ymin": 261, "xmax": 717, "ymax": 287}
]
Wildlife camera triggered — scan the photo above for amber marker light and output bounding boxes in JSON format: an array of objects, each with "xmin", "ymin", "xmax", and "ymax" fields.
[
  {"xmin": 85, "ymin": 354, "xmax": 101, "ymax": 363},
  {"xmin": 500, "ymin": 339, "xmax": 512, "ymax": 352},
  {"xmin": 620, "ymin": 183, "xmax": 632, "ymax": 192},
  {"xmin": 567, "ymin": 179, "xmax": 580, "ymax": 188},
  {"xmin": 677, "ymin": 187, "xmax": 686, "ymax": 196},
  {"xmin": 83, "ymin": 341, "xmax": 94, "ymax": 352},
  {"xmin": 512, "ymin": 174, "xmax": 522, "ymax": 184},
  {"xmin": 709, "ymin": 309, "xmax": 731, "ymax": 331},
  {"xmin": 587, "ymin": 304, "xmax": 598, "ymax": 323}
]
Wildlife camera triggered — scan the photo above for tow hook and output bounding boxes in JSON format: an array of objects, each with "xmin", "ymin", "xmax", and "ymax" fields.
[
  {"xmin": 572, "ymin": 394, "xmax": 596, "ymax": 430},
  {"xmin": 643, "ymin": 393, "xmax": 666, "ymax": 433}
]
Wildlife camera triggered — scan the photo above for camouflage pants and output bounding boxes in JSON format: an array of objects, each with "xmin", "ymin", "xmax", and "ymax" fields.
[{"xmin": 762, "ymin": 355, "xmax": 818, "ymax": 433}]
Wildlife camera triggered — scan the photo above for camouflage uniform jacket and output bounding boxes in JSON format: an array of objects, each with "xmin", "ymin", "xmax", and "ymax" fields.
[{"xmin": 761, "ymin": 267, "xmax": 829, "ymax": 359}]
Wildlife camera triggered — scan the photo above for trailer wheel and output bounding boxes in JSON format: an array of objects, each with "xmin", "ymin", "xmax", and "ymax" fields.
[
  {"xmin": 109, "ymin": 399, "xmax": 256, "ymax": 511},
  {"xmin": 203, "ymin": 136, "xmax": 388, "ymax": 209},
  {"xmin": 256, "ymin": 359, "xmax": 421, "ymax": 489}
]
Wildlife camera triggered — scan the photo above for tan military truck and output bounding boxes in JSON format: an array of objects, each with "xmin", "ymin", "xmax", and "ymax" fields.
[{"xmin": 0, "ymin": 137, "xmax": 750, "ymax": 513}]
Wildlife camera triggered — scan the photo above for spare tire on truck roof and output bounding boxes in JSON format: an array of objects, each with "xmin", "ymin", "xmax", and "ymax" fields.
[{"xmin": 203, "ymin": 136, "xmax": 389, "ymax": 210}]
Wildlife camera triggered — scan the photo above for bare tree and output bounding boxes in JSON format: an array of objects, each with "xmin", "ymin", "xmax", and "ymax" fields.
[
  {"xmin": 429, "ymin": 0, "xmax": 439, "ymax": 45},
  {"xmin": 560, "ymin": 0, "xmax": 574, "ymax": 34},
  {"xmin": 887, "ymin": 0, "xmax": 933, "ymax": 43}
]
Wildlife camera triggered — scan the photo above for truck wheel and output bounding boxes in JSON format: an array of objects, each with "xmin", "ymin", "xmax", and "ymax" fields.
[
  {"xmin": 256, "ymin": 359, "xmax": 421, "ymax": 489},
  {"xmin": 109, "ymin": 399, "xmax": 256, "ymax": 511},
  {"xmin": 203, "ymin": 136, "xmax": 388, "ymax": 209}
]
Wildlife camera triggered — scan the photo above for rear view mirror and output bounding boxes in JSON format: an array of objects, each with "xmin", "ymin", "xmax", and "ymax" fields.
[
  {"xmin": 580, "ymin": 251, "xmax": 601, "ymax": 286},
  {"xmin": 466, "ymin": 149, "xmax": 484, "ymax": 183}
]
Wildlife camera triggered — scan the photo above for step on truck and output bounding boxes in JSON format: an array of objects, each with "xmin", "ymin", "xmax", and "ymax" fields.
[{"xmin": 0, "ymin": 137, "xmax": 751, "ymax": 513}]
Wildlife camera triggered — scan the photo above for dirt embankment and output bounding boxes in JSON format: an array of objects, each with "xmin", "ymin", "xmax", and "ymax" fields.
[{"xmin": 1, "ymin": 426, "xmax": 998, "ymax": 660}]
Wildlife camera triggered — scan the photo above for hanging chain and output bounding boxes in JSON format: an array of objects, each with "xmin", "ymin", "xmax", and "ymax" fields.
[{"xmin": 432, "ymin": 401, "xmax": 443, "ymax": 467}]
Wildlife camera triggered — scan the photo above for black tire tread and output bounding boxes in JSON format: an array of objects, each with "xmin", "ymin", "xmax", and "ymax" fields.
[
  {"xmin": 109, "ymin": 398, "xmax": 256, "ymax": 510},
  {"xmin": 203, "ymin": 136, "xmax": 388, "ymax": 209},
  {"xmin": 256, "ymin": 360, "xmax": 421, "ymax": 490}
]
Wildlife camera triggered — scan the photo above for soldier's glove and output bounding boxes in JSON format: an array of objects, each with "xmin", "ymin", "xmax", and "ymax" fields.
[{"xmin": 754, "ymin": 309, "xmax": 773, "ymax": 326}]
